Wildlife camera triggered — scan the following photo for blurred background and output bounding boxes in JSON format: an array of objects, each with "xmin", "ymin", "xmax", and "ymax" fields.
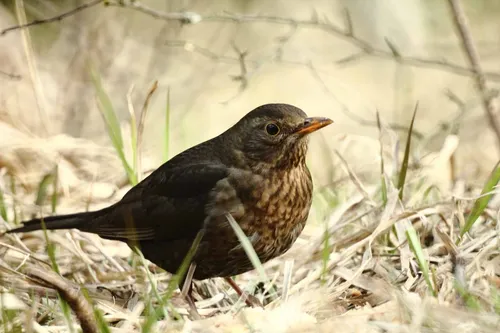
[{"xmin": 1, "ymin": 0, "xmax": 499, "ymax": 211}]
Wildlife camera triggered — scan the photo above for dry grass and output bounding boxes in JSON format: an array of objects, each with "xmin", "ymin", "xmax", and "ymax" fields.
[
  {"xmin": 1, "ymin": 1, "xmax": 499, "ymax": 331},
  {"xmin": 0, "ymin": 118, "xmax": 499, "ymax": 332}
]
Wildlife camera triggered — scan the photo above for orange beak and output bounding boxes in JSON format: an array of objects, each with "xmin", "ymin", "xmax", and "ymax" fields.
[{"xmin": 295, "ymin": 117, "xmax": 333, "ymax": 135}]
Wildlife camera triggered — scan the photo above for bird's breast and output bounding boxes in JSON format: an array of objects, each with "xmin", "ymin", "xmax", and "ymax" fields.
[
  {"xmin": 251, "ymin": 166, "xmax": 313, "ymax": 257},
  {"xmin": 198, "ymin": 165, "xmax": 313, "ymax": 277},
  {"xmin": 218, "ymin": 165, "xmax": 313, "ymax": 261}
]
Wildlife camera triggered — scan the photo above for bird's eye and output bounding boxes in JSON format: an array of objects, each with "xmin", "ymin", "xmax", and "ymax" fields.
[{"xmin": 265, "ymin": 123, "xmax": 280, "ymax": 136}]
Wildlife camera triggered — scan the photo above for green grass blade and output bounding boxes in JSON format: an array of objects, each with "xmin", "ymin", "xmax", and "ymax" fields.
[
  {"xmin": 34, "ymin": 171, "xmax": 55, "ymax": 208},
  {"xmin": 80, "ymin": 288, "xmax": 111, "ymax": 333},
  {"xmin": 90, "ymin": 68, "xmax": 124, "ymax": 149},
  {"xmin": 492, "ymin": 286, "xmax": 500, "ymax": 315},
  {"xmin": 10, "ymin": 174, "xmax": 18, "ymax": 225},
  {"xmin": 406, "ymin": 226, "xmax": 436, "ymax": 296},
  {"xmin": 39, "ymin": 220, "xmax": 74, "ymax": 332},
  {"xmin": 320, "ymin": 225, "xmax": 329, "ymax": 285},
  {"xmin": 163, "ymin": 229, "xmax": 204, "ymax": 303},
  {"xmin": 376, "ymin": 111, "xmax": 388, "ymax": 205},
  {"xmin": 397, "ymin": 103, "xmax": 418, "ymax": 201},
  {"xmin": 226, "ymin": 213, "xmax": 269, "ymax": 283},
  {"xmin": 461, "ymin": 161, "xmax": 500, "ymax": 237},
  {"xmin": 141, "ymin": 300, "xmax": 156, "ymax": 333},
  {"xmin": 454, "ymin": 280, "xmax": 483, "ymax": 311},
  {"xmin": 136, "ymin": 250, "xmax": 168, "ymax": 320},
  {"xmin": 0, "ymin": 184, "xmax": 7, "ymax": 222},
  {"xmin": 90, "ymin": 68, "xmax": 137, "ymax": 185},
  {"xmin": 135, "ymin": 229, "xmax": 203, "ymax": 324},
  {"xmin": 51, "ymin": 165, "xmax": 59, "ymax": 214}
]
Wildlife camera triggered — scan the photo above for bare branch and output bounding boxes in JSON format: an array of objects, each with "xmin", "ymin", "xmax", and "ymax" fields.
[
  {"xmin": 274, "ymin": 26, "xmax": 297, "ymax": 61},
  {"xmin": 446, "ymin": 0, "xmax": 500, "ymax": 153},
  {"xmin": 307, "ymin": 61, "xmax": 425, "ymax": 140},
  {"xmin": 109, "ymin": 0, "xmax": 203, "ymax": 24},
  {"xmin": 0, "ymin": 69, "xmax": 21, "ymax": 80},
  {"xmin": 0, "ymin": 0, "xmax": 103, "ymax": 36},
  {"xmin": 342, "ymin": 8, "xmax": 354, "ymax": 37},
  {"xmin": 164, "ymin": 40, "xmax": 255, "ymax": 64},
  {"xmin": 106, "ymin": 1, "xmax": 500, "ymax": 82},
  {"xmin": 230, "ymin": 42, "xmax": 249, "ymax": 90},
  {"xmin": 26, "ymin": 266, "xmax": 98, "ymax": 333},
  {"xmin": 384, "ymin": 38, "xmax": 401, "ymax": 59},
  {"xmin": 422, "ymin": 89, "xmax": 500, "ymax": 149}
]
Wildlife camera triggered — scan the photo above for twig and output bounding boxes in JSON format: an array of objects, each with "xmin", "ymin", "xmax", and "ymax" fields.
[
  {"xmin": 230, "ymin": 43, "xmax": 249, "ymax": 90},
  {"xmin": 218, "ymin": 43, "xmax": 252, "ymax": 105},
  {"xmin": 307, "ymin": 61, "xmax": 425, "ymax": 140},
  {"xmin": 164, "ymin": 40, "xmax": 255, "ymax": 64},
  {"xmin": 0, "ymin": 0, "xmax": 103, "ymax": 36},
  {"xmin": 0, "ymin": 69, "xmax": 21, "ymax": 80},
  {"xmin": 446, "ymin": 0, "xmax": 500, "ymax": 153},
  {"xmin": 26, "ymin": 266, "xmax": 98, "ymax": 333},
  {"xmin": 421, "ymin": 89, "xmax": 500, "ymax": 149}
]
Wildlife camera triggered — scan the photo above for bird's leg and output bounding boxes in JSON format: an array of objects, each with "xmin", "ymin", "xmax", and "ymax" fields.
[
  {"xmin": 224, "ymin": 277, "xmax": 263, "ymax": 308},
  {"xmin": 185, "ymin": 284, "xmax": 201, "ymax": 320},
  {"xmin": 181, "ymin": 263, "xmax": 201, "ymax": 319}
]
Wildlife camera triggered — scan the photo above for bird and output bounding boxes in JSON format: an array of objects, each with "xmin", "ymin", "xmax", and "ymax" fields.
[{"xmin": 5, "ymin": 103, "xmax": 332, "ymax": 316}]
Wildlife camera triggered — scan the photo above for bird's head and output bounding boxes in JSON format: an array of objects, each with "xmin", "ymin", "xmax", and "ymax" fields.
[{"xmin": 224, "ymin": 104, "xmax": 333, "ymax": 171}]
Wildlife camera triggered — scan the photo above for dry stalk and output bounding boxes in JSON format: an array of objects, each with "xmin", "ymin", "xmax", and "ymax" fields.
[
  {"xmin": 26, "ymin": 266, "xmax": 98, "ymax": 333},
  {"xmin": 446, "ymin": 0, "xmax": 500, "ymax": 153}
]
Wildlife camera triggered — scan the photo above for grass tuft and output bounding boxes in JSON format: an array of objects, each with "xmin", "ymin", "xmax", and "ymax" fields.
[
  {"xmin": 90, "ymin": 67, "xmax": 138, "ymax": 186},
  {"xmin": 9, "ymin": 174, "xmax": 18, "ymax": 225},
  {"xmin": 39, "ymin": 220, "xmax": 74, "ymax": 331},
  {"xmin": 0, "ymin": 184, "xmax": 7, "ymax": 222},
  {"xmin": 226, "ymin": 213, "xmax": 268, "ymax": 283},
  {"xmin": 406, "ymin": 226, "xmax": 436, "ymax": 296},
  {"xmin": 397, "ymin": 103, "xmax": 418, "ymax": 201},
  {"xmin": 34, "ymin": 167, "xmax": 58, "ymax": 214},
  {"xmin": 460, "ymin": 161, "xmax": 500, "ymax": 238},
  {"xmin": 135, "ymin": 249, "xmax": 168, "ymax": 320}
]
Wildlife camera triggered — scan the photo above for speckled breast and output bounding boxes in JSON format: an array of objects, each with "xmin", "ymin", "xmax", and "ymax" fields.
[{"xmin": 194, "ymin": 165, "xmax": 313, "ymax": 279}]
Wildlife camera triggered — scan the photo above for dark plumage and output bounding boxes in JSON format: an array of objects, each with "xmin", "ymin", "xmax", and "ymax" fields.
[{"xmin": 6, "ymin": 103, "xmax": 332, "ymax": 313}]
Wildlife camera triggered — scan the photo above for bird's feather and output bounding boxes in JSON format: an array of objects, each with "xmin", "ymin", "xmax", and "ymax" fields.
[{"xmin": 91, "ymin": 163, "xmax": 229, "ymax": 241}]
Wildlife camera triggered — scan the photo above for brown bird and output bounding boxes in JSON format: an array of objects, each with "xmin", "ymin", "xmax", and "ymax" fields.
[{"xmin": 6, "ymin": 103, "xmax": 332, "ymax": 315}]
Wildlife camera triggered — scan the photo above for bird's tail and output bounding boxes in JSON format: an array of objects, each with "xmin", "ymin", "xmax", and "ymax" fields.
[{"xmin": 5, "ymin": 211, "xmax": 97, "ymax": 234}]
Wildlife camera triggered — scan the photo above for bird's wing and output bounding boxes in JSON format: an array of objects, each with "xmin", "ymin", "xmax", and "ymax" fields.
[{"xmin": 93, "ymin": 163, "xmax": 229, "ymax": 241}]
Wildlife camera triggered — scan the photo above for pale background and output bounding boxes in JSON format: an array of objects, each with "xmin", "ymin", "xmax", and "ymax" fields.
[{"xmin": 1, "ymin": 0, "xmax": 499, "ymax": 206}]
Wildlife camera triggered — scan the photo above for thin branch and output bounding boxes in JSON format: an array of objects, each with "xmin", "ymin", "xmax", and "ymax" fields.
[
  {"xmin": 164, "ymin": 40, "xmax": 254, "ymax": 64},
  {"xmin": 274, "ymin": 25, "xmax": 297, "ymax": 62},
  {"xmin": 0, "ymin": 0, "xmax": 103, "ymax": 36},
  {"xmin": 218, "ymin": 43, "xmax": 251, "ymax": 104},
  {"xmin": 422, "ymin": 89, "xmax": 499, "ymax": 149},
  {"xmin": 0, "ymin": 69, "xmax": 21, "ymax": 80},
  {"xmin": 26, "ymin": 266, "xmax": 98, "ymax": 333},
  {"xmin": 307, "ymin": 61, "xmax": 425, "ymax": 140},
  {"xmin": 336, "ymin": 46, "xmax": 500, "ymax": 81},
  {"xmin": 109, "ymin": 0, "xmax": 203, "ymax": 24},
  {"xmin": 229, "ymin": 42, "xmax": 249, "ymax": 90},
  {"xmin": 446, "ymin": 0, "xmax": 500, "ymax": 153}
]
